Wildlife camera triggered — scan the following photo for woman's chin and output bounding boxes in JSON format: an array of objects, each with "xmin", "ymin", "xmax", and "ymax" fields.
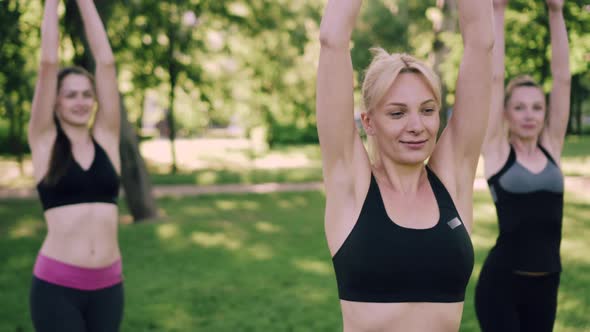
[
  {"xmin": 391, "ymin": 154, "xmax": 429, "ymax": 166},
  {"xmin": 62, "ymin": 118, "xmax": 91, "ymax": 128},
  {"xmin": 512, "ymin": 131, "xmax": 542, "ymax": 141}
]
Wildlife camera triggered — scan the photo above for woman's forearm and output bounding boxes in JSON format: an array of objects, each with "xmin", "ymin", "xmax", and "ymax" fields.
[
  {"xmin": 75, "ymin": 0, "xmax": 114, "ymax": 65},
  {"xmin": 40, "ymin": 0, "xmax": 60, "ymax": 65}
]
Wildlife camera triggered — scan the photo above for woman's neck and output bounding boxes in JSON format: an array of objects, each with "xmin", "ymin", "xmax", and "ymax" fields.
[
  {"xmin": 510, "ymin": 136, "xmax": 539, "ymax": 155},
  {"xmin": 59, "ymin": 121, "xmax": 92, "ymax": 145},
  {"xmin": 373, "ymin": 158, "xmax": 427, "ymax": 195}
]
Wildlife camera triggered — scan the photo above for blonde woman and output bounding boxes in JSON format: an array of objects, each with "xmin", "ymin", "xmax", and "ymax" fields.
[
  {"xmin": 316, "ymin": 0, "xmax": 493, "ymax": 330},
  {"xmin": 476, "ymin": 0, "xmax": 570, "ymax": 330},
  {"xmin": 28, "ymin": 0, "xmax": 123, "ymax": 330}
]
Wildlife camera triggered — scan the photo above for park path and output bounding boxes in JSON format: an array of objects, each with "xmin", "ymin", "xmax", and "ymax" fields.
[{"xmin": 0, "ymin": 177, "xmax": 587, "ymax": 200}]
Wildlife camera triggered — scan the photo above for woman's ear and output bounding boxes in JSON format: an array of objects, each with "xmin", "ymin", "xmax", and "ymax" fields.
[{"xmin": 361, "ymin": 112, "xmax": 376, "ymax": 136}]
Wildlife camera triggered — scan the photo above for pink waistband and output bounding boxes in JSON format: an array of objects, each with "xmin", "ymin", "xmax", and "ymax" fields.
[{"xmin": 33, "ymin": 254, "xmax": 123, "ymax": 291}]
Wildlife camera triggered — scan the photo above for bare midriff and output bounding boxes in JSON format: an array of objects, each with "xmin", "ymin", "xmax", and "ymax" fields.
[
  {"xmin": 341, "ymin": 300, "xmax": 464, "ymax": 332},
  {"xmin": 40, "ymin": 203, "xmax": 120, "ymax": 268}
]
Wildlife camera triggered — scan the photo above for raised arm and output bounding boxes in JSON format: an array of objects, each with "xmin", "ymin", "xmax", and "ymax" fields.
[
  {"xmin": 432, "ymin": 0, "xmax": 494, "ymax": 183},
  {"xmin": 541, "ymin": 0, "xmax": 570, "ymax": 158},
  {"xmin": 316, "ymin": 0, "xmax": 368, "ymax": 186},
  {"xmin": 482, "ymin": 0, "xmax": 509, "ymax": 158},
  {"xmin": 75, "ymin": 0, "xmax": 120, "ymax": 143},
  {"xmin": 28, "ymin": 0, "xmax": 60, "ymax": 146}
]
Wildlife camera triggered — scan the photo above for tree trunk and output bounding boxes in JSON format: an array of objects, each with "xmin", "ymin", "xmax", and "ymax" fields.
[
  {"xmin": 7, "ymin": 96, "xmax": 16, "ymax": 154},
  {"xmin": 17, "ymin": 86, "xmax": 26, "ymax": 175},
  {"xmin": 573, "ymin": 75, "xmax": 583, "ymax": 134},
  {"xmin": 136, "ymin": 92, "xmax": 146, "ymax": 131},
  {"xmin": 566, "ymin": 75, "xmax": 575, "ymax": 135},
  {"xmin": 167, "ymin": 27, "xmax": 178, "ymax": 174}
]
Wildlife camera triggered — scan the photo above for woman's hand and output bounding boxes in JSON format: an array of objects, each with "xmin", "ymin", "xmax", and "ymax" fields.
[
  {"xmin": 493, "ymin": 0, "xmax": 509, "ymax": 8},
  {"xmin": 546, "ymin": 0, "xmax": 564, "ymax": 12}
]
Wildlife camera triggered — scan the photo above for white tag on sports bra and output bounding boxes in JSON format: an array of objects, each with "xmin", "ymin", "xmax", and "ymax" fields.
[{"xmin": 447, "ymin": 217, "xmax": 462, "ymax": 230}]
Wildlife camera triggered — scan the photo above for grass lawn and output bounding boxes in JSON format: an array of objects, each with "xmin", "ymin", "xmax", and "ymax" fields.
[
  {"xmin": 559, "ymin": 135, "xmax": 590, "ymax": 176},
  {"xmin": 1, "ymin": 188, "xmax": 589, "ymax": 331},
  {"xmin": 1, "ymin": 135, "xmax": 588, "ymax": 189}
]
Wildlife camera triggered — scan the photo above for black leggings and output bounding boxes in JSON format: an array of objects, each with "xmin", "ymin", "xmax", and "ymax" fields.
[
  {"xmin": 475, "ymin": 260, "xmax": 560, "ymax": 332},
  {"xmin": 30, "ymin": 277, "xmax": 124, "ymax": 332}
]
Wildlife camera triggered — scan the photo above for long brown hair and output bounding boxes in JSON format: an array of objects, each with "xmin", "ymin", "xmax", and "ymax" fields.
[{"xmin": 43, "ymin": 66, "xmax": 95, "ymax": 185}]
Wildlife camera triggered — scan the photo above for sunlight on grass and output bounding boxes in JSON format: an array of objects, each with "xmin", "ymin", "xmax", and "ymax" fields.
[
  {"xmin": 240, "ymin": 200, "xmax": 260, "ymax": 211},
  {"xmin": 215, "ymin": 200, "xmax": 239, "ymax": 211},
  {"xmin": 254, "ymin": 151, "xmax": 320, "ymax": 169},
  {"xmin": 293, "ymin": 258, "xmax": 332, "ymax": 276},
  {"xmin": 0, "ymin": 157, "xmax": 34, "ymax": 188},
  {"xmin": 565, "ymin": 206, "xmax": 590, "ymax": 222},
  {"xmin": 1, "ymin": 183, "xmax": 589, "ymax": 331},
  {"xmin": 142, "ymin": 304, "xmax": 195, "ymax": 331},
  {"xmin": 2, "ymin": 136, "xmax": 587, "ymax": 190},
  {"xmin": 179, "ymin": 205, "xmax": 215, "ymax": 216},
  {"xmin": 561, "ymin": 156, "xmax": 590, "ymax": 176},
  {"xmin": 255, "ymin": 221, "xmax": 282, "ymax": 234},
  {"xmin": 157, "ymin": 224, "xmax": 179, "ymax": 240},
  {"xmin": 162, "ymin": 307, "xmax": 193, "ymax": 330},
  {"xmin": 296, "ymin": 288, "xmax": 332, "ymax": 304},
  {"xmin": 190, "ymin": 231, "xmax": 241, "ymax": 250},
  {"xmin": 554, "ymin": 293, "xmax": 590, "ymax": 332},
  {"xmin": 140, "ymin": 138, "xmax": 250, "ymax": 170},
  {"xmin": 561, "ymin": 240, "xmax": 590, "ymax": 264},
  {"xmin": 276, "ymin": 195, "xmax": 312, "ymax": 209},
  {"xmin": 196, "ymin": 170, "xmax": 219, "ymax": 184},
  {"xmin": 553, "ymin": 324, "xmax": 589, "ymax": 332},
  {"xmin": 246, "ymin": 243, "xmax": 274, "ymax": 260},
  {"xmin": 471, "ymin": 262, "xmax": 483, "ymax": 279},
  {"xmin": 558, "ymin": 292, "xmax": 587, "ymax": 314},
  {"xmin": 9, "ymin": 217, "xmax": 44, "ymax": 239},
  {"xmin": 213, "ymin": 198, "xmax": 260, "ymax": 212},
  {"xmin": 142, "ymin": 138, "xmax": 323, "ymax": 186},
  {"xmin": 473, "ymin": 202, "xmax": 497, "ymax": 221},
  {"xmin": 470, "ymin": 233, "xmax": 496, "ymax": 249}
]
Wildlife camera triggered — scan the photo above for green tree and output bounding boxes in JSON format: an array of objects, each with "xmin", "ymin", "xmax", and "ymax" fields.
[{"xmin": 0, "ymin": 0, "xmax": 35, "ymax": 171}]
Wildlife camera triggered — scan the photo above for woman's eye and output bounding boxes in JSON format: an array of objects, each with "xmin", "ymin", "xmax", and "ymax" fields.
[
  {"xmin": 389, "ymin": 112, "xmax": 403, "ymax": 118},
  {"xmin": 423, "ymin": 108, "xmax": 435, "ymax": 114}
]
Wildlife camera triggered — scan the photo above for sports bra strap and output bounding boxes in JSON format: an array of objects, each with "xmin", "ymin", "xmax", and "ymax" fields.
[
  {"xmin": 538, "ymin": 144, "xmax": 558, "ymax": 166},
  {"xmin": 425, "ymin": 166, "xmax": 459, "ymax": 213}
]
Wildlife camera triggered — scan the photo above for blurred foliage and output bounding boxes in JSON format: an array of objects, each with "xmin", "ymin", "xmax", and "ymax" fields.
[{"xmin": 0, "ymin": 0, "xmax": 589, "ymax": 152}]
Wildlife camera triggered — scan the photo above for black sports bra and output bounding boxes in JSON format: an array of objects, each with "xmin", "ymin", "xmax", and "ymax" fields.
[
  {"xmin": 36, "ymin": 138, "xmax": 120, "ymax": 211},
  {"xmin": 331, "ymin": 167, "xmax": 474, "ymax": 303}
]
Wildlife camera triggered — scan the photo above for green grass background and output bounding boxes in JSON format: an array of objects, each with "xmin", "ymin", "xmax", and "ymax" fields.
[{"xmin": 1, "ymin": 187, "xmax": 589, "ymax": 331}]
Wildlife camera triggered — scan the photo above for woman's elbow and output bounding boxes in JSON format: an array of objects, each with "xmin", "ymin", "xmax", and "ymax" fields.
[
  {"xmin": 553, "ymin": 74, "xmax": 572, "ymax": 87},
  {"xmin": 318, "ymin": 19, "xmax": 352, "ymax": 50},
  {"xmin": 39, "ymin": 54, "xmax": 59, "ymax": 66},
  {"xmin": 492, "ymin": 71, "xmax": 504, "ymax": 83},
  {"xmin": 319, "ymin": 31, "xmax": 350, "ymax": 50},
  {"xmin": 465, "ymin": 33, "xmax": 495, "ymax": 53},
  {"xmin": 95, "ymin": 53, "xmax": 116, "ymax": 66}
]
